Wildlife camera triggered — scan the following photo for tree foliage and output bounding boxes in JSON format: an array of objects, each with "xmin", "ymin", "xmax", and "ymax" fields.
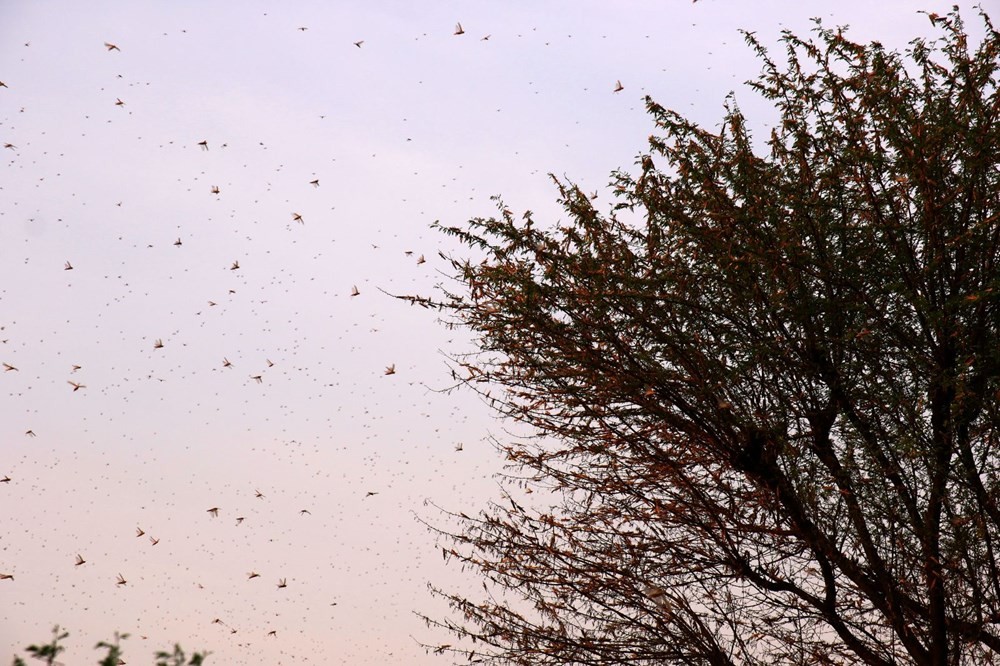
[
  {"xmin": 12, "ymin": 626, "xmax": 68, "ymax": 666},
  {"xmin": 9, "ymin": 628, "xmax": 207, "ymax": 666},
  {"xmin": 417, "ymin": 8, "xmax": 1000, "ymax": 665}
]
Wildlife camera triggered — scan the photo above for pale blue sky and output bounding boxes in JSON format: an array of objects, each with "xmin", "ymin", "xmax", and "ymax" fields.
[{"xmin": 0, "ymin": 1, "xmax": 963, "ymax": 663}]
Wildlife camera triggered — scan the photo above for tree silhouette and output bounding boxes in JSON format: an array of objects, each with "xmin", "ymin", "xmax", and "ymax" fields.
[
  {"xmin": 417, "ymin": 8, "xmax": 1000, "ymax": 665},
  {"xmin": 9, "ymin": 628, "xmax": 207, "ymax": 666}
]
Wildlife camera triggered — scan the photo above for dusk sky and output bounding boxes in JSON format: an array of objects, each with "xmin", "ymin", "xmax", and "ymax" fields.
[{"xmin": 1, "ymin": 1, "xmax": 964, "ymax": 664}]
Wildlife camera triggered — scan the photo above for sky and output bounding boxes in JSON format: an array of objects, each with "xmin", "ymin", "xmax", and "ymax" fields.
[{"xmin": 0, "ymin": 1, "xmax": 969, "ymax": 664}]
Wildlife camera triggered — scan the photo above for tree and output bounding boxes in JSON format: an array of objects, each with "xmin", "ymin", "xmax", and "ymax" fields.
[
  {"xmin": 9, "ymin": 628, "xmax": 207, "ymax": 666},
  {"xmin": 416, "ymin": 8, "xmax": 1000, "ymax": 666}
]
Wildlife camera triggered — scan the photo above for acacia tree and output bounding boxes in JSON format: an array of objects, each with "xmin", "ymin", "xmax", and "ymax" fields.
[{"xmin": 415, "ymin": 9, "xmax": 1000, "ymax": 666}]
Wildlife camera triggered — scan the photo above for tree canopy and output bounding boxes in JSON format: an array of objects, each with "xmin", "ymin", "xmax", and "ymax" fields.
[
  {"xmin": 9, "ymin": 627, "xmax": 207, "ymax": 666},
  {"xmin": 417, "ymin": 8, "xmax": 1000, "ymax": 665}
]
